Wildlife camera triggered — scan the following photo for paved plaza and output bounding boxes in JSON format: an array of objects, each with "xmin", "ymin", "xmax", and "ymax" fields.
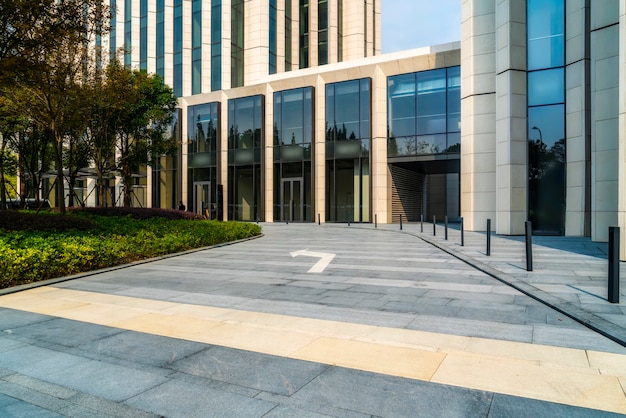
[{"xmin": 1, "ymin": 222, "xmax": 626, "ymax": 417}]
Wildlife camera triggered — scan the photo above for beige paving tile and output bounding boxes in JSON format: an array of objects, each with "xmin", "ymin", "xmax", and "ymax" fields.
[
  {"xmin": 432, "ymin": 351, "xmax": 626, "ymax": 413},
  {"xmin": 465, "ymin": 337, "xmax": 591, "ymax": 368},
  {"xmin": 163, "ymin": 304, "xmax": 235, "ymax": 320},
  {"xmin": 288, "ymin": 318, "xmax": 377, "ymax": 339},
  {"xmin": 588, "ymin": 351, "xmax": 626, "ymax": 377},
  {"xmin": 0, "ymin": 295, "xmax": 88, "ymax": 315},
  {"xmin": 197, "ymin": 323, "xmax": 317, "ymax": 356},
  {"xmin": 211, "ymin": 309, "xmax": 302, "ymax": 328},
  {"xmin": 292, "ymin": 337, "xmax": 447, "ymax": 381},
  {"xmin": 110, "ymin": 313, "xmax": 223, "ymax": 339},
  {"xmin": 55, "ymin": 303, "xmax": 149, "ymax": 325},
  {"xmin": 358, "ymin": 327, "xmax": 471, "ymax": 352}
]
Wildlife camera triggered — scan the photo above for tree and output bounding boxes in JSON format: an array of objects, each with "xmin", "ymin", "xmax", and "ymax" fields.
[
  {"xmin": 107, "ymin": 63, "xmax": 178, "ymax": 207},
  {"xmin": 14, "ymin": 0, "xmax": 109, "ymax": 214}
]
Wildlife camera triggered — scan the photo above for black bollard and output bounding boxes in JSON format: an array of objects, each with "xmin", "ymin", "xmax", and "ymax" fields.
[
  {"xmin": 400, "ymin": 214, "xmax": 403, "ymax": 230},
  {"xmin": 609, "ymin": 226, "xmax": 620, "ymax": 303},
  {"xmin": 525, "ymin": 221, "xmax": 533, "ymax": 272},
  {"xmin": 444, "ymin": 216, "xmax": 448, "ymax": 240},
  {"xmin": 375, "ymin": 214, "xmax": 377, "ymax": 228},
  {"xmin": 420, "ymin": 214, "xmax": 424, "ymax": 233},
  {"xmin": 318, "ymin": 213, "xmax": 321, "ymax": 225},
  {"xmin": 486, "ymin": 219, "xmax": 491, "ymax": 256},
  {"xmin": 347, "ymin": 213, "xmax": 350, "ymax": 226},
  {"xmin": 433, "ymin": 215, "xmax": 436, "ymax": 236},
  {"xmin": 460, "ymin": 217, "xmax": 464, "ymax": 246}
]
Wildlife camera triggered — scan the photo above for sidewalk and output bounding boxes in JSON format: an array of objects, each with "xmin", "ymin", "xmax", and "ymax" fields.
[{"xmin": 368, "ymin": 221, "xmax": 626, "ymax": 347}]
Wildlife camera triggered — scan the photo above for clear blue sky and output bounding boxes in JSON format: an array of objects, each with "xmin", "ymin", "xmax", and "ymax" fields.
[{"xmin": 381, "ymin": 0, "xmax": 461, "ymax": 53}]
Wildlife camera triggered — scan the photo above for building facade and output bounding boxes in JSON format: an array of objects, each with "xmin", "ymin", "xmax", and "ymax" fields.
[
  {"xmin": 461, "ymin": 0, "xmax": 626, "ymax": 257},
  {"xmin": 53, "ymin": 0, "xmax": 626, "ymax": 258}
]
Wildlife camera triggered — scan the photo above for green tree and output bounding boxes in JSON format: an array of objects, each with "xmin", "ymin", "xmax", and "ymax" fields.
[{"xmin": 107, "ymin": 63, "xmax": 178, "ymax": 207}]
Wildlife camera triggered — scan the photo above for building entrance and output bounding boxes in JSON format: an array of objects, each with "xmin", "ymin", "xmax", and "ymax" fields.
[
  {"xmin": 281, "ymin": 178, "xmax": 303, "ymax": 222},
  {"xmin": 194, "ymin": 181, "xmax": 212, "ymax": 219}
]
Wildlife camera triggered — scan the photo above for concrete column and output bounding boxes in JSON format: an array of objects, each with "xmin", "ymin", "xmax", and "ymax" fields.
[
  {"xmin": 590, "ymin": 1, "xmax": 619, "ymax": 242},
  {"xmin": 494, "ymin": 0, "xmax": 527, "ymax": 235},
  {"xmin": 618, "ymin": 0, "xmax": 626, "ymax": 258},
  {"xmin": 460, "ymin": 0, "xmax": 496, "ymax": 231},
  {"xmin": 565, "ymin": 1, "xmax": 590, "ymax": 236},
  {"xmin": 314, "ymin": 75, "xmax": 326, "ymax": 222},
  {"xmin": 370, "ymin": 66, "xmax": 388, "ymax": 223},
  {"xmin": 264, "ymin": 86, "xmax": 275, "ymax": 222}
]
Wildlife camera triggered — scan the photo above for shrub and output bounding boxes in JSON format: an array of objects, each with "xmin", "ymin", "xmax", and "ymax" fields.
[{"xmin": 0, "ymin": 210, "xmax": 261, "ymax": 288}]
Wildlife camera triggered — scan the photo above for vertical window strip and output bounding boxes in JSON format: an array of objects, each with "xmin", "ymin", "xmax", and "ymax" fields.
[
  {"xmin": 299, "ymin": 0, "xmax": 309, "ymax": 69},
  {"xmin": 231, "ymin": 0, "xmax": 244, "ymax": 88},
  {"xmin": 337, "ymin": 0, "xmax": 342, "ymax": 62},
  {"xmin": 192, "ymin": 0, "xmax": 202, "ymax": 94},
  {"xmin": 124, "ymin": 0, "xmax": 131, "ymax": 67},
  {"xmin": 318, "ymin": 0, "xmax": 328, "ymax": 65},
  {"xmin": 269, "ymin": 0, "xmax": 277, "ymax": 74},
  {"xmin": 211, "ymin": 0, "xmax": 222, "ymax": 91},
  {"xmin": 110, "ymin": 0, "xmax": 117, "ymax": 60},
  {"xmin": 140, "ymin": 0, "xmax": 147, "ymax": 71},
  {"xmin": 285, "ymin": 0, "xmax": 292, "ymax": 71},
  {"xmin": 173, "ymin": 0, "xmax": 183, "ymax": 96},
  {"xmin": 156, "ymin": 0, "xmax": 164, "ymax": 78}
]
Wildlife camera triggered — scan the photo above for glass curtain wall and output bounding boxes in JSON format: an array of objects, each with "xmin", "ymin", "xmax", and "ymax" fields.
[
  {"xmin": 299, "ymin": 0, "xmax": 309, "ymax": 69},
  {"xmin": 139, "ymin": 0, "xmax": 147, "ymax": 71},
  {"xmin": 192, "ymin": 0, "xmax": 202, "ymax": 94},
  {"xmin": 211, "ymin": 0, "xmax": 222, "ymax": 91},
  {"xmin": 228, "ymin": 96, "xmax": 264, "ymax": 221},
  {"xmin": 156, "ymin": 0, "xmax": 165, "ymax": 78},
  {"xmin": 527, "ymin": 0, "xmax": 565, "ymax": 234},
  {"xmin": 152, "ymin": 110, "xmax": 181, "ymax": 209},
  {"xmin": 174, "ymin": 0, "xmax": 183, "ymax": 96},
  {"xmin": 285, "ymin": 0, "xmax": 292, "ymax": 71},
  {"xmin": 231, "ymin": 0, "xmax": 245, "ymax": 88},
  {"xmin": 387, "ymin": 66, "xmax": 461, "ymax": 157},
  {"xmin": 273, "ymin": 87, "xmax": 313, "ymax": 222},
  {"xmin": 110, "ymin": 0, "xmax": 116, "ymax": 59},
  {"xmin": 326, "ymin": 79, "xmax": 370, "ymax": 223},
  {"xmin": 124, "ymin": 0, "xmax": 132, "ymax": 66},
  {"xmin": 318, "ymin": 0, "xmax": 328, "ymax": 65},
  {"xmin": 269, "ymin": 0, "xmax": 277, "ymax": 74},
  {"xmin": 188, "ymin": 103, "xmax": 219, "ymax": 218}
]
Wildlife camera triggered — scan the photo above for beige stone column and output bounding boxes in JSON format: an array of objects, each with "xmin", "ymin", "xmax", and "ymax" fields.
[
  {"xmin": 371, "ymin": 66, "xmax": 388, "ymax": 223},
  {"xmin": 264, "ymin": 86, "xmax": 275, "ymax": 222},
  {"xmin": 220, "ymin": 92, "xmax": 230, "ymax": 221},
  {"xmin": 314, "ymin": 75, "xmax": 326, "ymax": 222},
  {"xmin": 460, "ymin": 0, "xmax": 497, "ymax": 231},
  {"xmin": 591, "ymin": 2, "xmax": 620, "ymax": 242},
  {"xmin": 619, "ymin": 0, "xmax": 626, "ymax": 259},
  {"xmin": 565, "ymin": 1, "xmax": 590, "ymax": 236},
  {"xmin": 494, "ymin": 0, "xmax": 526, "ymax": 235}
]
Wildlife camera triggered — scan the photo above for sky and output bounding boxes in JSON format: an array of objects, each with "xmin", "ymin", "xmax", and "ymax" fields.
[{"xmin": 381, "ymin": 0, "xmax": 461, "ymax": 53}]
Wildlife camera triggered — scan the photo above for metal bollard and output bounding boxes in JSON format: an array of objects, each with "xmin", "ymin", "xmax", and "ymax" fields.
[
  {"xmin": 420, "ymin": 214, "xmax": 424, "ymax": 233},
  {"xmin": 460, "ymin": 217, "xmax": 464, "ymax": 246},
  {"xmin": 318, "ymin": 213, "xmax": 321, "ymax": 225},
  {"xmin": 486, "ymin": 219, "xmax": 491, "ymax": 256},
  {"xmin": 347, "ymin": 214, "xmax": 350, "ymax": 227},
  {"xmin": 444, "ymin": 216, "xmax": 448, "ymax": 240},
  {"xmin": 433, "ymin": 215, "xmax": 436, "ymax": 236},
  {"xmin": 525, "ymin": 221, "xmax": 533, "ymax": 272},
  {"xmin": 375, "ymin": 214, "xmax": 377, "ymax": 228},
  {"xmin": 609, "ymin": 226, "xmax": 620, "ymax": 303},
  {"xmin": 400, "ymin": 214, "xmax": 403, "ymax": 230}
]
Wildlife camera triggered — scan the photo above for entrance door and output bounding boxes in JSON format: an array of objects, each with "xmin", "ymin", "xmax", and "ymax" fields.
[
  {"xmin": 194, "ymin": 181, "xmax": 211, "ymax": 219},
  {"xmin": 281, "ymin": 178, "xmax": 303, "ymax": 222}
]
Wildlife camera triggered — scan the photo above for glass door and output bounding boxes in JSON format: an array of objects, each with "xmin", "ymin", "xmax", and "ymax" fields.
[
  {"xmin": 281, "ymin": 178, "xmax": 303, "ymax": 222},
  {"xmin": 194, "ymin": 181, "xmax": 211, "ymax": 219}
]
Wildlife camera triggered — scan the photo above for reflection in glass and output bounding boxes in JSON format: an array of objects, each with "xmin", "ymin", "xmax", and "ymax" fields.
[
  {"xmin": 387, "ymin": 66, "xmax": 461, "ymax": 156},
  {"xmin": 228, "ymin": 96, "xmax": 264, "ymax": 221},
  {"xmin": 528, "ymin": 68, "xmax": 564, "ymax": 106},
  {"xmin": 325, "ymin": 79, "xmax": 370, "ymax": 222},
  {"xmin": 528, "ymin": 105, "xmax": 565, "ymax": 234},
  {"xmin": 527, "ymin": 0, "xmax": 564, "ymax": 70}
]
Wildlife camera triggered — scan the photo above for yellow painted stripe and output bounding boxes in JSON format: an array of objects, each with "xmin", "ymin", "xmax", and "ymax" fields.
[{"xmin": 1, "ymin": 286, "xmax": 626, "ymax": 413}]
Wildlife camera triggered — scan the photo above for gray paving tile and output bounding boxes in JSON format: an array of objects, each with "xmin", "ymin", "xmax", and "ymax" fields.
[
  {"xmin": 0, "ymin": 345, "xmax": 90, "ymax": 378},
  {"xmin": 262, "ymin": 404, "xmax": 335, "ymax": 417},
  {"xmin": 0, "ymin": 399, "xmax": 63, "ymax": 418},
  {"xmin": 9, "ymin": 318, "xmax": 123, "ymax": 348},
  {"xmin": 489, "ymin": 393, "xmax": 623, "ymax": 417},
  {"xmin": 43, "ymin": 360, "xmax": 168, "ymax": 402},
  {"xmin": 170, "ymin": 346, "xmax": 328, "ymax": 396},
  {"xmin": 0, "ymin": 309, "xmax": 52, "ymax": 330},
  {"xmin": 124, "ymin": 378, "xmax": 276, "ymax": 418},
  {"xmin": 292, "ymin": 367, "xmax": 493, "ymax": 418}
]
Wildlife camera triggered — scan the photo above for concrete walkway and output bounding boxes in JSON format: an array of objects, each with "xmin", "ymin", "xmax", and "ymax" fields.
[{"xmin": 0, "ymin": 223, "xmax": 625, "ymax": 417}]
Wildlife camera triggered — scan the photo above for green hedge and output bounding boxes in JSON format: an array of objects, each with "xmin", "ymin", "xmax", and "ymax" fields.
[{"xmin": 0, "ymin": 213, "xmax": 261, "ymax": 289}]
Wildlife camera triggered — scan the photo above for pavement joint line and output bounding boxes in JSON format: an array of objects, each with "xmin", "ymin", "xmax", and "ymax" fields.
[
  {"xmin": 0, "ymin": 233, "xmax": 264, "ymax": 298},
  {"xmin": 2, "ymin": 286, "xmax": 626, "ymax": 413},
  {"xmin": 338, "ymin": 224, "xmax": 626, "ymax": 349}
]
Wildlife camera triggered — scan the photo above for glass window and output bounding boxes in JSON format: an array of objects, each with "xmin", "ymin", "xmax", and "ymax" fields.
[
  {"xmin": 299, "ymin": 0, "xmax": 309, "ymax": 68},
  {"xmin": 528, "ymin": 68, "xmax": 564, "ymax": 106},
  {"xmin": 447, "ymin": 66, "xmax": 461, "ymax": 133},
  {"xmin": 417, "ymin": 69, "xmax": 447, "ymax": 135},
  {"xmin": 269, "ymin": 0, "xmax": 277, "ymax": 74},
  {"xmin": 231, "ymin": 0, "xmax": 245, "ymax": 87},
  {"xmin": 211, "ymin": 0, "xmax": 222, "ymax": 91},
  {"xmin": 318, "ymin": 0, "xmax": 328, "ymax": 65},
  {"xmin": 156, "ymin": 0, "xmax": 165, "ymax": 78},
  {"xmin": 527, "ymin": 0, "xmax": 564, "ymax": 70}
]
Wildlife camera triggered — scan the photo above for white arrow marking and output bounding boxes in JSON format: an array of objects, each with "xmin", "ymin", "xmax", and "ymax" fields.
[{"xmin": 290, "ymin": 249, "xmax": 336, "ymax": 273}]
